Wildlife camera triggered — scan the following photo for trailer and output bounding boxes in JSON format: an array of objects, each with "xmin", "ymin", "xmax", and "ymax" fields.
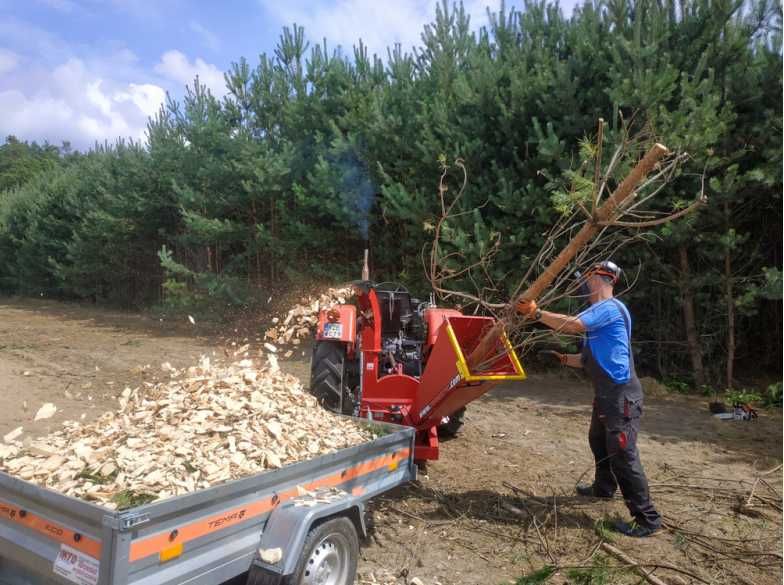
[{"xmin": 0, "ymin": 422, "xmax": 415, "ymax": 585}]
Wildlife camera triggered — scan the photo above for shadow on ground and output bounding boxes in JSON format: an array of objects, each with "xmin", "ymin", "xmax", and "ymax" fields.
[{"xmin": 483, "ymin": 374, "xmax": 783, "ymax": 464}]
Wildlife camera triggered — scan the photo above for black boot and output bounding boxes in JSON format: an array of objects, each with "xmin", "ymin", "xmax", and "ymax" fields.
[
  {"xmin": 576, "ymin": 484, "xmax": 613, "ymax": 499},
  {"xmin": 613, "ymin": 520, "xmax": 659, "ymax": 538}
]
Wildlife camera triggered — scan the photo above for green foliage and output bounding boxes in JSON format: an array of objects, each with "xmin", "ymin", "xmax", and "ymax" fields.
[
  {"xmin": 763, "ymin": 382, "xmax": 783, "ymax": 407},
  {"xmin": 0, "ymin": 0, "xmax": 779, "ymax": 383},
  {"xmin": 0, "ymin": 136, "xmax": 66, "ymax": 192},
  {"xmin": 566, "ymin": 555, "xmax": 621, "ymax": 585},
  {"xmin": 111, "ymin": 490, "xmax": 156, "ymax": 510},
  {"xmin": 725, "ymin": 388, "xmax": 764, "ymax": 405},
  {"xmin": 512, "ymin": 565, "xmax": 556, "ymax": 585},
  {"xmin": 663, "ymin": 378, "xmax": 693, "ymax": 394},
  {"xmin": 593, "ymin": 518, "xmax": 616, "ymax": 543}
]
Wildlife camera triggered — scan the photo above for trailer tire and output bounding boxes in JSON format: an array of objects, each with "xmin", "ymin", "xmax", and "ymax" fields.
[
  {"xmin": 292, "ymin": 516, "xmax": 359, "ymax": 585},
  {"xmin": 310, "ymin": 342, "xmax": 354, "ymax": 415},
  {"xmin": 437, "ymin": 406, "xmax": 466, "ymax": 437}
]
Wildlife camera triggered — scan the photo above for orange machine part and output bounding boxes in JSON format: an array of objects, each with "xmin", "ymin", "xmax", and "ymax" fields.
[
  {"xmin": 413, "ymin": 315, "xmax": 520, "ymax": 429},
  {"xmin": 423, "ymin": 308, "xmax": 462, "ymax": 351},
  {"xmin": 316, "ymin": 304, "xmax": 356, "ymax": 345}
]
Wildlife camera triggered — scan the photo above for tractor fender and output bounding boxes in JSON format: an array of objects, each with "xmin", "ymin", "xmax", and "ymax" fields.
[
  {"xmin": 315, "ymin": 304, "xmax": 357, "ymax": 346},
  {"xmin": 252, "ymin": 489, "xmax": 365, "ymax": 577}
]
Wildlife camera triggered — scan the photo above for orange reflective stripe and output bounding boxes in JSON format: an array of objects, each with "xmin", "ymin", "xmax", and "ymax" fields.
[
  {"xmin": 128, "ymin": 498, "xmax": 274, "ymax": 562},
  {"xmin": 0, "ymin": 499, "xmax": 102, "ymax": 558},
  {"xmin": 129, "ymin": 447, "xmax": 410, "ymax": 563}
]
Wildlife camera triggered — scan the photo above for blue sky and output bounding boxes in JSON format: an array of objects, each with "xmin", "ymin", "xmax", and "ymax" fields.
[{"xmin": 0, "ymin": 0, "xmax": 579, "ymax": 149}]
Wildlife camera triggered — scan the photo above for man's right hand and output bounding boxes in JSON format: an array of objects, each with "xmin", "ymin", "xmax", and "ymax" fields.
[{"xmin": 516, "ymin": 298, "xmax": 538, "ymax": 318}]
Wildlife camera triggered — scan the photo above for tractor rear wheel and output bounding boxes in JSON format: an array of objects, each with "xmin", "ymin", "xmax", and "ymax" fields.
[
  {"xmin": 437, "ymin": 407, "xmax": 466, "ymax": 437},
  {"xmin": 310, "ymin": 341, "xmax": 355, "ymax": 415}
]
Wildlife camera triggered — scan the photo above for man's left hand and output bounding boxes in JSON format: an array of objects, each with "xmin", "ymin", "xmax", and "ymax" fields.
[{"xmin": 516, "ymin": 298, "xmax": 538, "ymax": 318}]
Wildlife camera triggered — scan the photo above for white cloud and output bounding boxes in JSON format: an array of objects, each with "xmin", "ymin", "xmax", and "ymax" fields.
[
  {"xmin": 0, "ymin": 48, "xmax": 18, "ymax": 75},
  {"xmin": 0, "ymin": 56, "xmax": 166, "ymax": 147},
  {"xmin": 115, "ymin": 83, "xmax": 167, "ymax": 118},
  {"xmin": 259, "ymin": 0, "xmax": 516, "ymax": 56},
  {"xmin": 261, "ymin": 0, "xmax": 437, "ymax": 56},
  {"xmin": 189, "ymin": 21, "xmax": 220, "ymax": 52},
  {"xmin": 154, "ymin": 50, "xmax": 225, "ymax": 96}
]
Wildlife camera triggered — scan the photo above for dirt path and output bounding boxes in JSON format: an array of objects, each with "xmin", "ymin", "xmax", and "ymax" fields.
[
  {"xmin": 0, "ymin": 297, "xmax": 780, "ymax": 585},
  {"xmin": 360, "ymin": 377, "xmax": 782, "ymax": 585},
  {"xmin": 0, "ymin": 296, "xmax": 217, "ymax": 437}
]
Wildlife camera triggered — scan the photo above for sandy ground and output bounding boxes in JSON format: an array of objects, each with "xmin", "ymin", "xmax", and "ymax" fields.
[{"xmin": 0, "ymin": 296, "xmax": 781, "ymax": 585}]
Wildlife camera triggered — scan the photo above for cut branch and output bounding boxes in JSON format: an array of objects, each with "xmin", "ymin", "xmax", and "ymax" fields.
[
  {"xmin": 600, "ymin": 193, "xmax": 707, "ymax": 228},
  {"xmin": 467, "ymin": 142, "xmax": 670, "ymax": 370}
]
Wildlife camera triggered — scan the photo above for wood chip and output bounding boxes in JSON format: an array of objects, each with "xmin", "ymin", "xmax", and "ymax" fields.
[
  {"xmin": 0, "ymin": 356, "xmax": 374, "ymax": 507},
  {"xmin": 264, "ymin": 286, "xmax": 351, "ymax": 348},
  {"xmin": 34, "ymin": 403, "xmax": 57, "ymax": 421},
  {"xmin": 3, "ymin": 427, "xmax": 23, "ymax": 444}
]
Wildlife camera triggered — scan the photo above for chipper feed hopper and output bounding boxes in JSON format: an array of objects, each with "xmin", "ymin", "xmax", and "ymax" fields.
[{"xmin": 310, "ymin": 270, "xmax": 525, "ymax": 461}]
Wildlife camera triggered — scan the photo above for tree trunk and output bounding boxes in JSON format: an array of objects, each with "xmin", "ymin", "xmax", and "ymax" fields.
[
  {"xmin": 678, "ymin": 245, "xmax": 706, "ymax": 388},
  {"xmin": 252, "ymin": 200, "xmax": 261, "ymax": 286},
  {"xmin": 270, "ymin": 196, "xmax": 276, "ymax": 282},
  {"xmin": 724, "ymin": 201, "xmax": 735, "ymax": 390}
]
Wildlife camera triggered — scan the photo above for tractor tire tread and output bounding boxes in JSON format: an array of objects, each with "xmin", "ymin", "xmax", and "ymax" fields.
[{"xmin": 310, "ymin": 342, "xmax": 353, "ymax": 414}]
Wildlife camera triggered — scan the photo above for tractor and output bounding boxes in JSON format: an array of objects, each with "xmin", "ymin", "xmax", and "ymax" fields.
[{"xmin": 309, "ymin": 253, "xmax": 526, "ymax": 462}]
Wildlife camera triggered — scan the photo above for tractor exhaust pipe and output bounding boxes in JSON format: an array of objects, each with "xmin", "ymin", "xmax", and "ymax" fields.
[{"xmin": 361, "ymin": 248, "xmax": 369, "ymax": 281}]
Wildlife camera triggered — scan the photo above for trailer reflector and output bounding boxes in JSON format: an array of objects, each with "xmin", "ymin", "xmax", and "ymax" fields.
[{"xmin": 160, "ymin": 542, "xmax": 183, "ymax": 562}]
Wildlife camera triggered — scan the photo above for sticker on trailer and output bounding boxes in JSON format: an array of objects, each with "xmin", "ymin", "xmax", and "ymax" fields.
[{"xmin": 53, "ymin": 544, "xmax": 100, "ymax": 585}]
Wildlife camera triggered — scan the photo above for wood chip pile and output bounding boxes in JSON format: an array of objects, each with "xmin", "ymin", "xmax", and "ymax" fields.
[
  {"xmin": 0, "ymin": 356, "xmax": 374, "ymax": 509},
  {"xmin": 264, "ymin": 286, "xmax": 351, "ymax": 351}
]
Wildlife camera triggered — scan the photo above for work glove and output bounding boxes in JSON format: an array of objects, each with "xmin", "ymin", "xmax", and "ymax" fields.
[
  {"xmin": 516, "ymin": 298, "xmax": 538, "ymax": 318},
  {"xmin": 537, "ymin": 350, "xmax": 567, "ymax": 366}
]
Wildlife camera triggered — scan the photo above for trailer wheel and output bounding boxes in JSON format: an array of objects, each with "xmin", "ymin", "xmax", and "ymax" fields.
[
  {"xmin": 310, "ymin": 342, "xmax": 355, "ymax": 415},
  {"xmin": 437, "ymin": 407, "xmax": 466, "ymax": 437},
  {"xmin": 293, "ymin": 516, "xmax": 358, "ymax": 585}
]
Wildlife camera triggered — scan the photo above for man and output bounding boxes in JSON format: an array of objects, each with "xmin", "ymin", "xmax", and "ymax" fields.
[{"xmin": 517, "ymin": 261, "xmax": 661, "ymax": 537}]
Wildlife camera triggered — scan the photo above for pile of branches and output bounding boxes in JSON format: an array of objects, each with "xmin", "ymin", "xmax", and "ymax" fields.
[{"xmin": 424, "ymin": 119, "xmax": 707, "ymax": 367}]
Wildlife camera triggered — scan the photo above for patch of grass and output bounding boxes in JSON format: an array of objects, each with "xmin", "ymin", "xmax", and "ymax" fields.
[
  {"xmin": 512, "ymin": 565, "xmax": 555, "ymax": 585},
  {"xmin": 111, "ymin": 490, "xmax": 156, "ymax": 510},
  {"xmin": 673, "ymin": 531, "xmax": 688, "ymax": 549},
  {"xmin": 725, "ymin": 388, "xmax": 763, "ymax": 405},
  {"xmin": 662, "ymin": 377, "xmax": 692, "ymax": 394},
  {"xmin": 75, "ymin": 469, "xmax": 113, "ymax": 485},
  {"xmin": 358, "ymin": 421, "xmax": 394, "ymax": 437},
  {"xmin": 593, "ymin": 518, "xmax": 615, "ymax": 543},
  {"xmin": 763, "ymin": 382, "xmax": 782, "ymax": 407},
  {"xmin": 567, "ymin": 555, "xmax": 623, "ymax": 585}
]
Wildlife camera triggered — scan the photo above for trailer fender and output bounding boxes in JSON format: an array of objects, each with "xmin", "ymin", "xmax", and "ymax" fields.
[{"xmin": 253, "ymin": 488, "xmax": 365, "ymax": 577}]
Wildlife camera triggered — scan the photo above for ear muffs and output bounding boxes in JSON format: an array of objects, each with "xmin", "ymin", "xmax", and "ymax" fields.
[{"xmin": 592, "ymin": 269, "xmax": 619, "ymax": 285}]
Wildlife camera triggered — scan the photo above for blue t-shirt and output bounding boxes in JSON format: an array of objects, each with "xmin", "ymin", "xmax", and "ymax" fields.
[{"xmin": 578, "ymin": 298, "xmax": 632, "ymax": 384}]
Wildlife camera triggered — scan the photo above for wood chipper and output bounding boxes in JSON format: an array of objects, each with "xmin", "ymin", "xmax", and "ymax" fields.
[{"xmin": 310, "ymin": 253, "xmax": 526, "ymax": 462}]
